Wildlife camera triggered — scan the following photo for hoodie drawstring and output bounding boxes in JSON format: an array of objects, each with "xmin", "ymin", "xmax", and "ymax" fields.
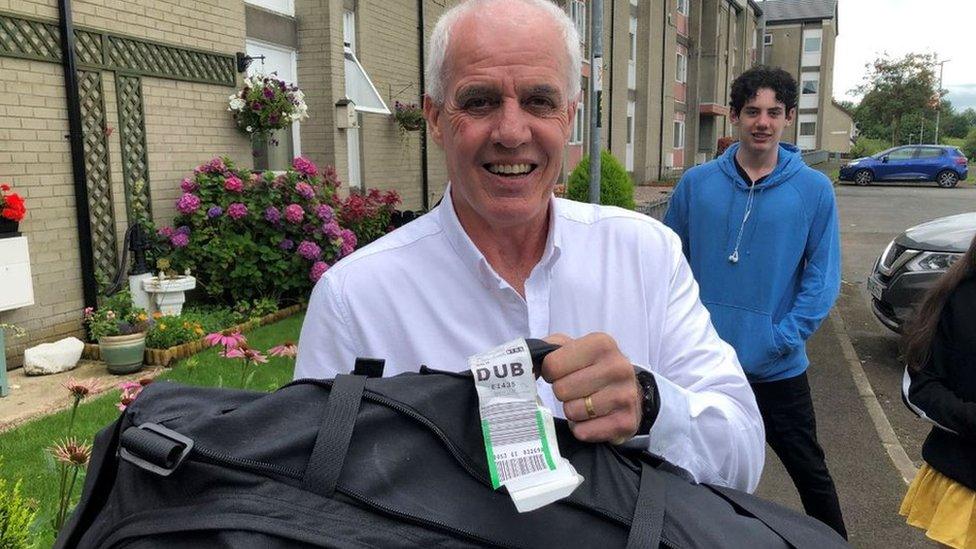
[{"xmin": 728, "ymin": 182, "xmax": 757, "ymax": 264}]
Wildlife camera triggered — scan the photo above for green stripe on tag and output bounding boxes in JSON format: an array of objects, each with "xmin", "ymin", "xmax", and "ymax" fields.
[
  {"xmin": 536, "ymin": 410, "xmax": 557, "ymax": 470},
  {"xmin": 481, "ymin": 419, "xmax": 501, "ymax": 489}
]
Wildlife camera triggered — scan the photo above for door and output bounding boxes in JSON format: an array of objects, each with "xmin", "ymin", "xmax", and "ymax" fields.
[
  {"xmin": 914, "ymin": 147, "xmax": 945, "ymax": 180},
  {"xmin": 876, "ymin": 147, "xmax": 917, "ymax": 180}
]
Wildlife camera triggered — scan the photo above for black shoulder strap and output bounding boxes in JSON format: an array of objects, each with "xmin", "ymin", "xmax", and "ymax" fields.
[
  {"xmin": 302, "ymin": 374, "xmax": 367, "ymax": 497},
  {"xmin": 626, "ymin": 461, "xmax": 666, "ymax": 549}
]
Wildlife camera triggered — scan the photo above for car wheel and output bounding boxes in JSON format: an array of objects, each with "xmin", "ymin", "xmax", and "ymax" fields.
[
  {"xmin": 936, "ymin": 170, "xmax": 959, "ymax": 188},
  {"xmin": 854, "ymin": 169, "xmax": 873, "ymax": 186}
]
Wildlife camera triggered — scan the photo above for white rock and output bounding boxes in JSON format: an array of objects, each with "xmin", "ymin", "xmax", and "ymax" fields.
[{"xmin": 23, "ymin": 337, "xmax": 85, "ymax": 376}]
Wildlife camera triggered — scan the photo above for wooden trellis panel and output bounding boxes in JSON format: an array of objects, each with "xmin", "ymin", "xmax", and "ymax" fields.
[
  {"xmin": 78, "ymin": 70, "xmax": 118, "ymax": 285},
  {"xmin": 116, "ymin": 74, "xmax": 152, "ymax": 222}
]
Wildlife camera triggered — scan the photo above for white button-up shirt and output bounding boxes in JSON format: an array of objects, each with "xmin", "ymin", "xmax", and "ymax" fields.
[{"xmin": 296, "ymin": 189, "xmax": 765, "ymax": 491}]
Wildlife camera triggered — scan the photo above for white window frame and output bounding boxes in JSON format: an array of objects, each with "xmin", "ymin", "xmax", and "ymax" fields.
[
  {"xmin": 675, "ymin": 50, "xmax": 687, "ymax": 83},
  {"xmin": 763, "ymin": 33, "xmax": 773, "ymax": 46},
  {"xmin": 626, "ymin": 100, "xmax": 635, "ymax": 171},
  {"xmin": 676, "ymin": 0, "xmax": 689, "ymax": 16},
  {"xmin": 628, "ymin": 16, "xmax": 637, "ymax": 89},
  {"xmin": 570, "ymin": 0, "xmax": 586, "ymax": 44},
  {"xmin": 803, "ymin": 36, "xmax": 822, "ymax": 53},
  {"xmin": 673, "ymin": 119, "xmax": 685, "ymax": 149},
  {"xmin": 245, "ymin": 0, "xmax": 294, "ymax": 17},
  {"xmin": 571, "ymin": 96, "xmax": 585, "ymax": 144},
  {"xmin": 801, "ymin": 28, "xmax": 822, "ymax": 67}
]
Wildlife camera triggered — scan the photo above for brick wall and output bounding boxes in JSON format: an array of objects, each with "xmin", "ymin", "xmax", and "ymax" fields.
[
  {"xmin": 0, "ymin": 0, "xmax": 248, "ymax": 369},
  {"xmin": 0, "ymin": 57, "xmax": 83, "ymax": 367}
]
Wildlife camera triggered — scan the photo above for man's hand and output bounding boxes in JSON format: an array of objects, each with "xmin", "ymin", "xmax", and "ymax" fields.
[{"xmin": 540, "ymin": 333, "xmax": 642, "ymax": 444}]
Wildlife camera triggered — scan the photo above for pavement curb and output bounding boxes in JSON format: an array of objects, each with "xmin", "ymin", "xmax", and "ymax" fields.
[{"xmin": 829, "ymin": 311, "xmax": 917, "ymax": 485}]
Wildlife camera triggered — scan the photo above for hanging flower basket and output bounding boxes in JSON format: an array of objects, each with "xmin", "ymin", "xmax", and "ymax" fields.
[
  {"xmin": 228, "ymin": 73, "xmax": 309, "ymax": 139},
  {"xmin": 392, "ymin": 101, "xmax": 425, "ymax": 133}
]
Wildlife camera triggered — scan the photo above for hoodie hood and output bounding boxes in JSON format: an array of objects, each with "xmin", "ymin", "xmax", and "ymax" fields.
[{"xmin": 718, "ymin": 142, "xmax": 806, "ymax": 190}]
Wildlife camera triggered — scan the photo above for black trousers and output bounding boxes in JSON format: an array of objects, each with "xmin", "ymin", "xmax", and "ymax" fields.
[{"xmin": 751, "ymin": 372, "xmax": 848, "ymax": 539}]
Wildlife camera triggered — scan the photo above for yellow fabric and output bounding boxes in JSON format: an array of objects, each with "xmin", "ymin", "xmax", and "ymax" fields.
[{"xmin": 900, "ymin": 463, "xmax": 976, "ymax": 549}]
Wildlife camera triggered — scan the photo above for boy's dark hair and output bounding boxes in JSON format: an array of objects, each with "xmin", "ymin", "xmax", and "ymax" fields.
[{"xmin": 729, "ymin": 65, "xmax": 798, "ymax": 116}]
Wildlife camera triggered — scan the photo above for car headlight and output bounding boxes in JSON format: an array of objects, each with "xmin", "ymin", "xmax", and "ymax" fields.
[
  {"xmin": 846, "ymin": 160, "xmax": 860, "ymax": 167},
  {"xmin": 904, "ymin": 251, "xmax": 962, "ymax": 272}
]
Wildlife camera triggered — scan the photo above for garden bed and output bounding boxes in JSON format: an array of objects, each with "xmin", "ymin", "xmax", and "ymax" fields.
[{"xmin": 81, "ymin": 303, "xmax": 305, "ymax": 366}]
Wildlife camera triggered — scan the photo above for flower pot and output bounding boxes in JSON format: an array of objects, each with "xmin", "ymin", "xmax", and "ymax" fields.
[
  {"xmin": 99, "ymin": 332, "xmax": 146, "ymax": 375},
  {"xmin": 142, "ymin": 275, "xmax": 196, "ymax": 316},
  {"xmin": 0, "ymin": 218, "xmax": 19, "ymax": 238}
]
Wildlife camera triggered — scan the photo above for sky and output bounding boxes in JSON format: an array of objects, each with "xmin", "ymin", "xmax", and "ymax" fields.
[{"xmin": 832, "ymin": 0, "xmax": 976, "ymax": 111}]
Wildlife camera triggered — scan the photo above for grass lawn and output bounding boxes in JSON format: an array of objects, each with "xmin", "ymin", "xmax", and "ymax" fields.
[{"xmin": 0, "ymin": 313, "xmax": 303, "ymax": 546}]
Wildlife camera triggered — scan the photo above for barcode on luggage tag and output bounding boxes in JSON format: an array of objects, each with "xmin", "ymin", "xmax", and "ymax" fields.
[{"xmin": 481, "ymin": 401, "xmax": 556, "ymax": 486}]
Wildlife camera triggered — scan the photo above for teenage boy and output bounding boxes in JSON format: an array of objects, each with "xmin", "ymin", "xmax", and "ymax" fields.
[{"xmin": 664, "ymin": 65, "xmax": 846, "ymax": 538}]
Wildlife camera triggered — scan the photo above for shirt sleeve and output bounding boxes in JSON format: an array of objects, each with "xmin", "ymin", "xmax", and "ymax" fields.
[
  {"xmin": 630, "ymin": 231, "xmax": 766, "ymax": 492},
  {"xmin": 773, "ymin": 181, "xmax": 841, "ymax": 355},
  {"xmin": 294, "ymin": 273, "xmax": 360, "ymax": 380}
]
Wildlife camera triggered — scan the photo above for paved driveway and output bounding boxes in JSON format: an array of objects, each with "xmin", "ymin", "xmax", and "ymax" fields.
[{"xmin": 833, "ymin": 182, "xmax": 976, "ymax": 464}]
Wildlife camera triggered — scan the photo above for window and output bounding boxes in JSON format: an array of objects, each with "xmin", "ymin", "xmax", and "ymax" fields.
[
  {"xmin": 570, "ymin": 0, "xmax": 586, "ymax": 43},
  {"xmin": 628, "ymin": 16, "xmax": 637, "ymax": 89},
  {"xmin": 802, "ymin": 79, "xmax": 819, "ymax": 95},
  {"xmin": 571, "ymin": 96, "xmax": 584, "ymax": 144},
  {"xmin": 916, "ymin": 148, "xmax": 943, "ymax": 159},
  {"xmin": 676, "ymin": 51, "xmax": 687, "ymax": 83},
  {"xmin": 799, "ymin": 122, "xmax": 816, "ymax": 137},
  {"xmin": 676, "ymin": 0, "xmax": 689, "ymax": 16},
  {"xmin": 888, "ymin": 147, "xmax": 916, "ymax": 160},
  {"xmin": 673, "ymin": 120, "xmax": 685, "ymax": 149},
  {"xmin": 763, "ymin": 33, "xmax": 773, "ymax": 46},
  {"xmin": 803, "ymin": 36, "xmax": 822, "ymax": 53},
  {"xmin": 626, "ymin": 100, "xmax": 635, "ymax": 171},
  {"xmin": 245, "ymin": 0, "xmax": 294, "ymax": 16}
]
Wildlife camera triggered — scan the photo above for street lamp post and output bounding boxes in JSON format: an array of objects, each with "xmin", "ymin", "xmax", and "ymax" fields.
[{"xmin": 934, "ymin": 59, "xmax": 950, "ymax": 145}]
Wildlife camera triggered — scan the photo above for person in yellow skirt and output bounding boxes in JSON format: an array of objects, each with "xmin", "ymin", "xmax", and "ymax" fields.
[{"xmin": 900, "ymin": 232, "xmax": 976, "ymax": 549}]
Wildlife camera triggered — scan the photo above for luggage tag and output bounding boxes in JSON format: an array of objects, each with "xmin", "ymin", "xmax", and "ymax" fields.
[{"xmin": 468, "ymin": 338, "xmax": 583, "ymax": 513}]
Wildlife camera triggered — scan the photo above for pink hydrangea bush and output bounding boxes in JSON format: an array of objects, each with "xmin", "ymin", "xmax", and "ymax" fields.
[{"xmin": 155, "ymin": 156, "xmax": 398, "ymax": 305}]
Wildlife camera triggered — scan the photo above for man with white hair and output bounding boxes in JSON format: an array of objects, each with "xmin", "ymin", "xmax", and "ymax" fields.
[{"xmin": 296, "ymin": 0, "xmax": 765, "ymax": 491}]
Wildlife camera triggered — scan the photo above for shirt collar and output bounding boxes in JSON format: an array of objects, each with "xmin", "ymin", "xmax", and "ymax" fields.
[{"xmin": 436, "ymin": 183, "xmax": 563, "ymax": 289}]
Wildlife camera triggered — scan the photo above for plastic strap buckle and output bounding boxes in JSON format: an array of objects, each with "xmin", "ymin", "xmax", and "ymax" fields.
[{"xmin": 119, "ymin": 423, "xmax": 194, "ymax": 477}]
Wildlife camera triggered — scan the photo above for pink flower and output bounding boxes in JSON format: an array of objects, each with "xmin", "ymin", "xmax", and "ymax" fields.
[
  {"xmin": 180, "ymin": 177, "xmax": 198, "ymax": 192},
  {"xmin": 268, "ymin": 342, "xmax": 298, "ymax": 357},
  {"xmin": 315, "ymin": 204, "xmax": 334, "ymax": 221},
  {"xmin": 227, "ymin": 202, "xmax": 248, "ymax": 220},
  {"xmin": 62, "ymin": 378, "xmax": 101, "ymax": 399},
  {"xmin": 176, "ymin": 193, "xmax": 201, "ymax": 214},
  {"xmin": 223, "ymin": 345, "xmax": 268, "ymax": 363},
  {"xmin": 264, "ymin": 206, "xmax": 281, "ymax": 223},
  {"xmin": 309, "ymin": 261, "xmax": 329, "ymax": 282},
  {"xmin": 292, "ymin": 156, "xmax": 318, "ymax": 177},
  {"xmin": 284, "ymin": 204, "xmax": 304, "ymax": 224},
  {"xmin": 157, "ymin": 226, "xmax": 175, "ymax": 238},
  {"xmin": 323, "ymin": 220, "xmax": 341, "ymax": 239},
  {"xmin": 197, "ymin": 157, "xmax": 226, "ymax": 175},
  {"xmin": 224, "ymin": 175, "xmax": 244, "ymax": 193},
  {"xmin": 296, "ymin": 240, "xmax": 321, "ymax": 260},
  {"xmin": 83, "ymin": 306, "xmax": 94, "ymax": 319},
  {"xmin": 295, "ymin": 182, "xmax": 314, "ymax": 199},
  {"xmin": 204, "ymin": 331, "xmax": 247, "ymax": 350},
  {"xmin": 117, "ymin": 381, "xmax": 145, "ymax": 411},
  {"xmin": 340, "ymin": 228, "xmax": 357, "ymax": 249},
  {"xmin": 170, "ymin": 232, "xmax": 190, "ymax": 248}
]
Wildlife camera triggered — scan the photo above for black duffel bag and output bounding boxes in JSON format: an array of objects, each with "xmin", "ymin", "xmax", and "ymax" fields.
[{"xmin": 56, "ymin": 346, "xmax": 847, "ymax": 548}]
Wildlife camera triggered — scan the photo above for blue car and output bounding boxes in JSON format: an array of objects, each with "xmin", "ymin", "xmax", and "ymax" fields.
[{"xmin": 839, "ymin": 145, "xmax": 968, "ymax": 188}]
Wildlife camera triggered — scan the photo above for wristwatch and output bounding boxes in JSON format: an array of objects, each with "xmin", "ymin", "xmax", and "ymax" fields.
[{"xmin": 634, "ymin": 368, "xmax": 660, "ymax": 436}]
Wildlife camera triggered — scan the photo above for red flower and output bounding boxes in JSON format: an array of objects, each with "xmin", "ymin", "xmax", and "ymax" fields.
[
  {"xmin": 1, "ymin": 192, "xmax": 26, "ymax": 222},
  {"xmin": 0, "ymin": 184, "xmax": 9, "ymax": 191}
]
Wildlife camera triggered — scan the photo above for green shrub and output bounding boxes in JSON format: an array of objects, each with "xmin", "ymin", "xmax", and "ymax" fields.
[
  {"xmin": 0, "ymin": 476, "xmax": 37, "ymax": 549},
  {"xmin": 849, "ymin": 137, "xmax": 890, "ymax": 158},
  {"xmin": 962, "ymin": 127, "xmax": 976, "ymax": 160},
  {"xmin": 566, "ymin": 150, "xmax": 636, "ymax": 209}
]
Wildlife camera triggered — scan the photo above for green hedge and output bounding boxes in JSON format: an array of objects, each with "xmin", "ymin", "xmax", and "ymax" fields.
[{"xmin": 566, "ymin": 150, "xmax": 635, "ymax": 210}]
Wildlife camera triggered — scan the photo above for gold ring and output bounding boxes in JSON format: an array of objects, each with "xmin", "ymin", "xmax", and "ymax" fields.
[{"xmin": 584, "ymin": 395, "xmax": 597, "ymax": 419}]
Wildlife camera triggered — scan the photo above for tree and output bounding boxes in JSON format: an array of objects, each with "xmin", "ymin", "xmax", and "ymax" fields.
[{"xmin": 852, "ymin": 53, "xmax": 940, "ymax": 144}]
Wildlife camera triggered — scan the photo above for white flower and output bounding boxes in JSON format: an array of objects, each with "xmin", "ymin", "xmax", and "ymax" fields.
[
  {"xmin": 246, "ymin": 126, "xmax": 253, "ymax": 132},
  {"xmin": 228, "ymin": 97, "xmax": 246, "ymax": 111}
]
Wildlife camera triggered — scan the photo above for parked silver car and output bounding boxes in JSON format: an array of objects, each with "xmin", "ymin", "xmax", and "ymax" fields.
[{"xmin": 868, "ymin": 212, "xmax": 976, "ymax": 332}]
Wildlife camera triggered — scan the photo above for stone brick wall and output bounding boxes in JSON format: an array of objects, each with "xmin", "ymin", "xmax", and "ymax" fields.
[{"xmin": 0, "ymin": 0, "xmax": 249, "ymax": 369}]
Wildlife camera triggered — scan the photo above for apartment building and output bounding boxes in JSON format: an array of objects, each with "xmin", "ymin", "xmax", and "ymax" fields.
[{"xmin": 761, "ymin": 0, "xmax": 853, "ymax": 153}]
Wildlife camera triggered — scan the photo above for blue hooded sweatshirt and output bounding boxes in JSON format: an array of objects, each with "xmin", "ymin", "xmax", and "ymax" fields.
[{"xmin": 664, "ymin": 142, "xmax": 840, "ymax": 383}]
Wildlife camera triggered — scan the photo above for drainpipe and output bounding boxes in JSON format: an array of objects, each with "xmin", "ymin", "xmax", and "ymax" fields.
[
  {"xmin": 607, "ymin": 0, "xmax": 615, "ymax": 151},
  {"xmin": 58, "ymin": 0, "xmax": 98, "ymax": 309},
  {"xmin": 417, "ymin": 0, "xmax": 429, "ymax": 210},
  {"xmin": 657, "ymin": 0, "xmax": 668, "ymax": 180}
]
